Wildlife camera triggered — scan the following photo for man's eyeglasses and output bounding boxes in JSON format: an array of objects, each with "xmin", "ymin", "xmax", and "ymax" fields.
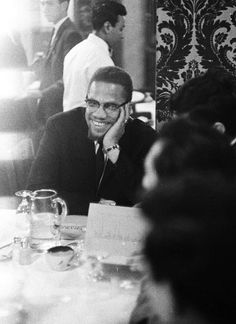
[{"xmin": 85, "ymin": 98, "xmax": 128, "ymax": 114}]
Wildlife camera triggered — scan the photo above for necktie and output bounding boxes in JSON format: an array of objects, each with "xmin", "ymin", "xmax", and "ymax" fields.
[
  {"xmin": 45, "ymin": 28, "xmax": 55, "ymax": 56},
  {"xmin": 96, "ymin": 143, "xmax": 105, "ymax": 188}
]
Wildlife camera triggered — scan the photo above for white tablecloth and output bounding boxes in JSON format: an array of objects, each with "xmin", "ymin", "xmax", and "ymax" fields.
[{"xmin": 0, "ymin": 210, "xmax": 140, "ymax": 324}]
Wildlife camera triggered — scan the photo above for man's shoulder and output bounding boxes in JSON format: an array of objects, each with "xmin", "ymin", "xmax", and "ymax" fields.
[
  {"xmin": 60, "ymin": 19, "xmax": 82, "ymax": 39},
  {"xmin": 121, "ymin": 118, "xmax": 157, "ymax": 152},
  {"xmin": 64, "ymin": 37, "xmax": 89, "ymax": 59},
  {"xmin": 48, "ymin": 107, "xmax": 85, "ymax": 127},
  {"xmin": 68, "ymin": 36, "xmax": 95, "ymax": 52},
  {"xmin": 128, "ymin": 118, "xmax": 157, "ymax": 138},
  {"xmin": 66, "ymin": 34, "xmax": 109, "ymax": 57},
  {"xmin": 61, "ymin": 18, "xmax": 78, "ymax": 32}
]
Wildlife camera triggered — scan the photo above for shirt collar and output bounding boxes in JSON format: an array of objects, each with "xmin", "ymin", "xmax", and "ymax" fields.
[{"xmin": 94, "ymin": 141, "xmax": 99, "ymax": 153}]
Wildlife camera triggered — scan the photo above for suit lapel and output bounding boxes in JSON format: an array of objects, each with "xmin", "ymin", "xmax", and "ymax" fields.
[
  {"xmin": 45, "ymin": 18, "xmax": 71, "ymax": 60},
  {"xmin": 73, "ymin": 109, "xmax": 96, "ymax": 169}
]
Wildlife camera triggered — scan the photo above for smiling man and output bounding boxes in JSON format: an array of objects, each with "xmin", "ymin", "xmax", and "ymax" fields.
[{"xmin": 27, "ymin": 66, "xmax": 157, "ymax": 215}]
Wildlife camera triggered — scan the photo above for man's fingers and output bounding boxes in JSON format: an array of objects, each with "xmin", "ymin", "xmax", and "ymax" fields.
[
  {"xmin": 125, "ymin": 104, "xmax": 130, "ymax": 121},
  {"xmin": 117, "ymin": 106, "xmax": 126, "ymax": 125}
]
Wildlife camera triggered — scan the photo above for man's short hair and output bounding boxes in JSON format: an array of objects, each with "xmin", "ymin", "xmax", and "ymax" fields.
[
  {"xmin": 92, "ymin": 0, "xmax": 127, "ymax": 30},
  {"xmin": 169, "ymin": 68, "xmax": 236, "ymax": 137},
  {"xmin": 152, "ymin": 118, "xmax": 236, "ymax": 180},
  {"xmin": 88, "ymin": 66, "xmax": 133, "ymax": 102},
  {"xmin": 169, "ymin": 68, "xmax": 236, "ymax": 114}
]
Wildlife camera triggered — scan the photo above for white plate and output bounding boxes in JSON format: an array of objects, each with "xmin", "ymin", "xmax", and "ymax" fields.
[{"xmin": 61, "ymin": 215, "xmax": 87, "ymax": 239}]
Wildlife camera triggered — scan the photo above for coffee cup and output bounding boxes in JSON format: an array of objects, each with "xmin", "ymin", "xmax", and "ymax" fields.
[{"xmin": 45, "ymin": 246, "xmax": 75, "ymax": 271}]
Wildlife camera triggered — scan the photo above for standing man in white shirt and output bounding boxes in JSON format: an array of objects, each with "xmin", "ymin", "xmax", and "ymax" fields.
[{"xmin": 63, "ymin": 0, "xmax": 127, "ymax": 111}]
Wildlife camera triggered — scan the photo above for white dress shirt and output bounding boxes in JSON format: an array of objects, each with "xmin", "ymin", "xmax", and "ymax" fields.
[{"xmin": 63, "ymin": 33, "xmax": 114, "ymax": 111}]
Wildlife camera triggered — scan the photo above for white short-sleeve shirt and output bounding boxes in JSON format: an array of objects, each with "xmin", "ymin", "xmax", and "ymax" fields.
[{"xmin": 63, "ymin": 33, "xmax": 114, "ymax": 111}]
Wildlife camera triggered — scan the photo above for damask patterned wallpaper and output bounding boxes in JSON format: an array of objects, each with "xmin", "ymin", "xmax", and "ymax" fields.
[{"xmin": 156, "ymin": 0, "xmax": 236, "ymax": 121}]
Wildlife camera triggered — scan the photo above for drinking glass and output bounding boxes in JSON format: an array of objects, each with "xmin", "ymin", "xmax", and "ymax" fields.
[
  {"xmin": 15, "ymin": 190, "xmax": 33, "ymax": 238},
  {"xmin": 15, "ymin": 190, "xmax": 32, "ymax": 216},
  {"xmin": 87, "ymin": 254, "xmax": 110, "ymax": 282},
  {"xmin": 50, "ymin": 211, "xmax": 67, "ymax": 246}
]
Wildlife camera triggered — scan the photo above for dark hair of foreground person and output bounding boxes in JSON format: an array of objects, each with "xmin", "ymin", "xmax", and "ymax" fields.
[{"xmin": 142, "ymin": 172, "xmax": 236, "ymax": 323}]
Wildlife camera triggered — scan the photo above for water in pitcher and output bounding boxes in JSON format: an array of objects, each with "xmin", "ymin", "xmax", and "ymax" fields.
[
  {"xmin": 30, "ymin": 212, "xmax": 55, "ymax": 251},
  {"xmin": 29, "ymin": 189, "xmax": 68, "ymax": 251}
]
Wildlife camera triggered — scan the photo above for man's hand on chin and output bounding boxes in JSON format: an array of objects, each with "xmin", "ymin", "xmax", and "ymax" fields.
[
  {"xmin": 103, "ymin": 105, "xmax": 129, "ymax": 147},
  {"xmin": 103, "ymin": 105, "xmax": 130, "ymax": 163}
]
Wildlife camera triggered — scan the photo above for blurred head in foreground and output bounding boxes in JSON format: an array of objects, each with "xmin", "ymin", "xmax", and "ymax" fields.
[
  {"xmin": 142, "ymin": 118, "xmax": 236, "ymax": 192},
  {"xmin": 169, "ymin": 68, "xmax": 236, "ymax": 142},
  {"xmin": 142, "ymin": 172, "xmax": 236, "ymax": 323}
]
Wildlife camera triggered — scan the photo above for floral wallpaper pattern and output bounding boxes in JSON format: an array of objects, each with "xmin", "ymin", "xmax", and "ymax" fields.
[{"xmin": 156, "ymin": 0, "xmax": 236, "ymax": 121}]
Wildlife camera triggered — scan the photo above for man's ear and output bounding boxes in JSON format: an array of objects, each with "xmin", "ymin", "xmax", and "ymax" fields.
[
  {"xmin": 213, "ymin": 122, "xmax": 226, "ymax": 134},
  {"xmin": 103, "ymin": 21, "xmax": 113, "ymax": 34}
]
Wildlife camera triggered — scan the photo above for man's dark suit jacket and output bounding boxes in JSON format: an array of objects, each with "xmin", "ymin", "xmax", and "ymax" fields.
[
  {"xmin": 27, "ymin": 108, "xmax": 157, "ymax": 215},
  {"xmin": 37, "ymin": 18, "xmax": 82, "ymax": 123}
]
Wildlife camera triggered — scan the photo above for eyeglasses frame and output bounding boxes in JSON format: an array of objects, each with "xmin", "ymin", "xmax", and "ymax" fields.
[{"xmin": 85, "ymin": 96, "xmax": 129, "ymax": 114}]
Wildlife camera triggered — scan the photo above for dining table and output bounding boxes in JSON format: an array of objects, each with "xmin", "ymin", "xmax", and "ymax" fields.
[{"xmin": 0, "ymin": 209, "xmax": 141, "ymax": 324}]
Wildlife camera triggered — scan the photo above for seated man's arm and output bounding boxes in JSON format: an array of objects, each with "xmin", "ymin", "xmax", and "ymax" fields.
[
  {"xmin": 56, "ymin": 191, "xmax": 92, "ymax": 215},
  {"xmin": 106, "ymin": 124, "xmax": 157, "ymax": 204},
  {"xmin": 102, "ymin": 105, "xmax": 157, "ymax": 205},
  {"xmin": 27, "ymin": 116, "xmax": 93, "ymax": 215}
]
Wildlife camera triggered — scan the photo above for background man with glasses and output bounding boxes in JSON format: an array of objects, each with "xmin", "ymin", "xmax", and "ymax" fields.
[{"xmin": 27, "ymin": 66, "xmax": 157, "ymax": 215}]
